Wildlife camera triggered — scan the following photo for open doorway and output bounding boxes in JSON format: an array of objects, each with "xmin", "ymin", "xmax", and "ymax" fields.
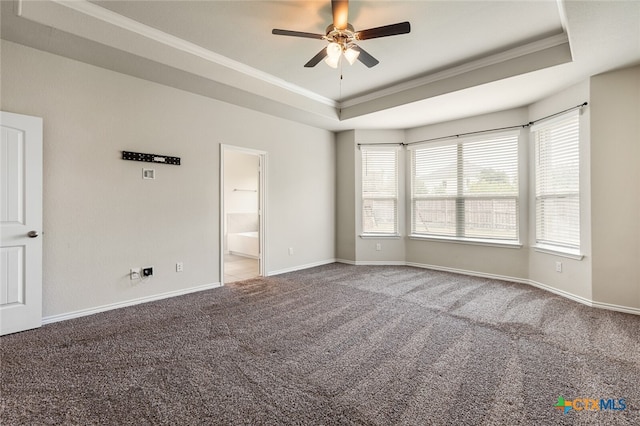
[{"xmin": 220, "ymin": 145, "xmax": 265, "ymax": 284}]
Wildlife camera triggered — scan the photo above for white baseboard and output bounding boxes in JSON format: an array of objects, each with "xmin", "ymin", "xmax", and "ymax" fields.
[
  {"xmin": 591, "ymin": 300, "xmax": 640, "ymax": 316},
  {"xmin": 354, "ymin": 260, "xmax": 407, "ymax": 266},
  {"xmin": 405, "ymin": 262, "xmax": 530, "ymax": 285},
  {"xmin": 517, "ymin": 279, "xmax": 640, "ymax": 315},
  {"xmin": 372, "ymin": 260, "xmax": 640, "ymax": 316},
  {"xmin": 42, "ymin": 282, "xmax": 222, "ymax": 325},
  {"xmin": 336, "ymin": 259, "xmax": 406, "ymax": 266},
  {"xmin": 267, "ymin": 258, "xmax": 337, "ymax": 276},
  {"xmin": 526, "ymin": 279, "xmax": 593, "ymax": 307},
  {"xmin": 42, "ymin": 261, "xmax": 640, "ymax": 325}
]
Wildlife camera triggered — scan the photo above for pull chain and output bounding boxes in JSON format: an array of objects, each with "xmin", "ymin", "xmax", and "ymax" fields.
[{"xmin": 339, "ymin": 59, "xmax": 343, "ymax": 116}]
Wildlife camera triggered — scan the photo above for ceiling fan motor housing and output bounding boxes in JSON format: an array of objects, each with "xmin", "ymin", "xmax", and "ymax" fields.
[{"xmin": 325, "ymin": 24, "xmax": 357, "ymax": 50}]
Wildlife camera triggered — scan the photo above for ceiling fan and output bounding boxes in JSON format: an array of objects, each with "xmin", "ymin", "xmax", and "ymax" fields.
[{"xmin": 272, "ymin": 0, "xmax": 410, "ymax": 68}]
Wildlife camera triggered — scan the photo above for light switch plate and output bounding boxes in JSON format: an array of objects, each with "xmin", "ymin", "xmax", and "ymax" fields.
[{"xmin": 142, "ymin": 168, "xmax": 155, "ymax": 179}]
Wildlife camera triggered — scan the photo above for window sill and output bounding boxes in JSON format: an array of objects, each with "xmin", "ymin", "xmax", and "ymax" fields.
[
  {"xmin": 409, "ymin": 234, "xmax": 522, "ymax": 249},
  {"xmin": 534, "ymin": 245, "xmax": 584, "ymax": 260},
  {"xmin": 360, "ymin": 234, "xmax": 402, "ymax": 239}
]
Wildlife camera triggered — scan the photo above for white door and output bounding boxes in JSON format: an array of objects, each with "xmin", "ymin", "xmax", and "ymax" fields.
[{"xmin": 0, "ymin": 111, "xmax": 43, "ymax": 335}]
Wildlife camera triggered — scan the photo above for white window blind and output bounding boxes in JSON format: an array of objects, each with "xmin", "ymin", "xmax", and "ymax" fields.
[
  {"xmin": 361, "ymin": 146, "xmax": 399, "ymax": 235},
  {"xmin": 410, "ymin": 131, "xmax": 519, "ymax": 242},
  {"xmin": 532, "ymin": 111, "xmax": 580, "ymax": 251}
]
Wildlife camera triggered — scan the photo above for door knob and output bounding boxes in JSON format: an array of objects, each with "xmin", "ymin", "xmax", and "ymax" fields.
[{"xmin": 27, "ymin": 230, "xmax": 39, "ymax": 238}]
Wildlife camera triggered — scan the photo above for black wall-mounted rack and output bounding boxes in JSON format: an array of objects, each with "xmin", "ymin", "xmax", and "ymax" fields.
[{"xmin": 122, "ymin": 151, "xmax": 180, "ymax": 165}]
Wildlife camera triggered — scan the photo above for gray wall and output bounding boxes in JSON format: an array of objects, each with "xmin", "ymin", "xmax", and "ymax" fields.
[
  {"xmin": 336, "ymin": 129, "xmax": 407, "ymax": 264},
  {"xmin": 1, "ymin": 41, "xmax": 336, "ymax": 318},
  {"xmin": 591, "ymin": 65, "xmax": 640, "ymax": 310},
  {"xmin": 2, "ymin": 39, "xmax": 637, "ymax": 320},
  {"xmin": 336, "ymin": 70, "xmax": 640, "ymax": 312},
  {"xmin": 335, "ymin": 131, "xmax": 356, "ymax": 262}
]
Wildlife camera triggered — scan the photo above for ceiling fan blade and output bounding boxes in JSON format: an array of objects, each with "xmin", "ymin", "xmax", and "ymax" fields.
[
  {"xmin": 304, "ymin": 47, "xmax": 328, "ymax": 67},
  {"xmin": 272, "ymin": 29, "xmax": 325, "ymax": 40},
  {"xmin": 332, "ymin": 0, "xmax": 349, "ymax": 30},
  {"xmin": 356, "ymin": 21, "xmax": 411, "ymax": 40},
  {"xmin": 352, "ymin": 45, "xmax": 379, "ymax": 68}
]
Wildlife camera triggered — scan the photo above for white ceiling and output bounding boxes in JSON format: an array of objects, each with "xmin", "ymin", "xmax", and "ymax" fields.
[{"xmin": 2, "ymin": 0, "xmax": 639, "ymax": 131}]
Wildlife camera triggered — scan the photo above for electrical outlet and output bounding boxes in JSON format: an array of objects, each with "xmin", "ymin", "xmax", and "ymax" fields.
[
  {"xmin": 142, "ymin": 266, "xmax": 154, "ymax": 277},
  {"xmin": 376, "ymin": 243, "xmax": 382, "ymax": 251},
  {"xmin": 130, "ymin": 268, "xmax": 141, "ymax": 280},
  {"xmin": 176, "ymin": 262, "xmax": 183, "ymax": 272},
  {"xmin": 555, "ymin": 261, "xmax": 562, "ymax": 273}
]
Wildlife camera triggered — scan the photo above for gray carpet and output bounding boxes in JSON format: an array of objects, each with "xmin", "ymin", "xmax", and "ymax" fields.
[{"xmin": 1, "ymin": 263, "xmax": 639, "ymax": 425}]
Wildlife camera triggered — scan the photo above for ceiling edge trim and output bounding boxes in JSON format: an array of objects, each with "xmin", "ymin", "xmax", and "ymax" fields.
[
  {"xmin": 339, "ymin": 32, "xmax": 570, "ymax": 109},
  {"xmin": 42, "ymin": 0, "xmax": 337, "ymax": 108},
  {"xmin": 556, "ymin": 0, "xmax": 570, "ymax": 34},
  {"xmin": 555, "ymin": 0, "xmax": 574, "ymax": 59},
  {"xmin": 339, "ymin": 42, "xmax": 573, "ymax": 121}
]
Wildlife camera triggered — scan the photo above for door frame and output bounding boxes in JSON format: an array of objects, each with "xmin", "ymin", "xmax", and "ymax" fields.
[{"xmin": 220, "ymin": 144, "xmax": 267, "ymax": 284}]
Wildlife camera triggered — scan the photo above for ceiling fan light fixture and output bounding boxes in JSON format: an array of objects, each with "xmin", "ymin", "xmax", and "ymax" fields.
[
  {"xmin": 324, "ymin": 54, "xmax": 340, "ymax": 69},
  {"xmin": 326, "ymin": 42, "xmax": 342, "ymax": 59},
  {"xmin": 344, "ymin": 46, "xmax": 360, "ymax": 65}
]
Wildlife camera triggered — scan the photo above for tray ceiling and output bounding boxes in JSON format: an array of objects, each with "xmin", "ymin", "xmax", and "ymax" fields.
[{"xmin": 2, "ymin": 1, "xmax": 639, "ymax": 130}]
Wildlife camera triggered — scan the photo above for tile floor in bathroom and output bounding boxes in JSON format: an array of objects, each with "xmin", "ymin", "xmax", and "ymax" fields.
[{"xmin": 224, "ymin": 254, "xmax": 259, "ymax": 283}]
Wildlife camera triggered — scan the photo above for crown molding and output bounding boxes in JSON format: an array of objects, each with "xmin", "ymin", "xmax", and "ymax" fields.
[
  {"xmin": 339, "ymin": 32, "xmax": 570, "ymax": 109},
  {"xmin": 24, "ymin": 0, "xmax": 568, "ymax": 114},
  {"xmin": 30, "ymin": 0, "xmax": 336, "ymax": 108},
  {"xmin": 11, "ymin": 0, "xmax": 580, "ymax": 128}
]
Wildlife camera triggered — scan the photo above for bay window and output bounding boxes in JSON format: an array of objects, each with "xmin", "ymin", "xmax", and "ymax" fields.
[{"xmin": 410, "ymin": 131, "xmax": 519, "ymax": 243}]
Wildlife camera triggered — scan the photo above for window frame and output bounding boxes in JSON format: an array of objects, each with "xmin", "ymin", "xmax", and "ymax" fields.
[
  {"xmin": 531, "ymin": 110, "xmax": 582, "ymax": 257},
  {"xmin": 409, "ymin": 130, "xmax": 521, "ymax": 246},
  {"xmin": 360, "ymin": 145, "xmax": 400, "ymax": 237}
]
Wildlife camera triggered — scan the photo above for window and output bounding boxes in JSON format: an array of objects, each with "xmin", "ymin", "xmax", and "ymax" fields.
[
  {"xmin": 532, "ymin": 111, "xmax": 580, "ymax": 253},
  {"xmin": 361, "ymin": 146, "xmax": 399, "ymax": 235},
  {"xmin": 410, "ymin": 131, "xmax": 519, "ymax": 243}
]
